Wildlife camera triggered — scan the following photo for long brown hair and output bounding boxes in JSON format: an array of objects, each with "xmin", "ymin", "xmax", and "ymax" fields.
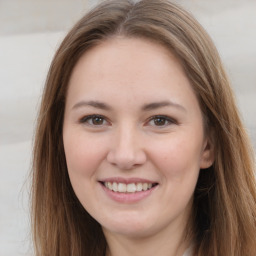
[{"xmin": 32, "ymin": 0, "xmax": 256, "ymax": 255}]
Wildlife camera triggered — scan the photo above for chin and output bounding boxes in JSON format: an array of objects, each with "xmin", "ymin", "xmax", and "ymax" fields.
[{"xmin": 101, "ymin": 213, "xmax": 160, "ymax": 238}]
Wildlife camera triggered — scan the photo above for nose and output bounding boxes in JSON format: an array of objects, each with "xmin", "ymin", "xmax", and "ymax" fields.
[{"xmin": 106, "ymin": 125, "xmax": 147, "ymax": 170}]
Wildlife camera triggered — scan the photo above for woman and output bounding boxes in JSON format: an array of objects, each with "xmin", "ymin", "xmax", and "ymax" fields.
[{"xmin": 31, "ymin": 0, "xmax": 256, "ymax": 255}]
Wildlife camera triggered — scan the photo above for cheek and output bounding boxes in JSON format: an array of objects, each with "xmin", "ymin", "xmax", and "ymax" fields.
[
  {"xmin": 63, "ymin": 131, "xmax": 107, "ymax": 180},
  {"xmin": 149, "ymin": 133, "xmax": 203, "ymax": 180}
]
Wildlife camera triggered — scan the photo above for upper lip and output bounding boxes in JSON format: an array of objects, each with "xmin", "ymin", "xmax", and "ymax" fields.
[{"xmin": 99, "ymin": 177, "xmax": 158, "ymax": 184}]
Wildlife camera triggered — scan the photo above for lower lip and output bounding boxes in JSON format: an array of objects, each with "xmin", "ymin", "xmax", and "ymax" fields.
[{"xmin": 100, "ymin": 183, "xmax": 158, "ymax": 203}]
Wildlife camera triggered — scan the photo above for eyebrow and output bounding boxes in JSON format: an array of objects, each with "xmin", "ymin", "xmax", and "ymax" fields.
[
  {"xmin": 72, "ymin": 100, "xmax": 186, "ymax": 112},
  {"xmin": 142, "ymin": 101, "xmax": 186, "ymax": 112},
  {"xmin": 72, "ymin": 100, "xmax": 113, "ymax": 111}
]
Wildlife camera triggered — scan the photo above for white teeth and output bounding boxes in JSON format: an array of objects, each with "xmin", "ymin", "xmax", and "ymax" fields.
[
  {"xmin": 104, "ymin": 181, "xmax": 155, "ymax": 193},
  {"xmin": 127, "ymin": 183, "xmax": 136, "ymax": 193},
  {"xmin": 136, "ymin": 183, "xmax": 143, "ymax": 192},
  {"xmin": 118, "ymin": 183, "xmax": 126, "ymax": 192},
  {"xmin": 107, "ymin": 182, "xmax": 112, "ymax": 190},
  {"xmin": 142, "ymin": 183, "xmax": 148, "ymax": 191},
  {"xmin": 112, "ymin": 182, "xmax": 118, "ymax": 192}
]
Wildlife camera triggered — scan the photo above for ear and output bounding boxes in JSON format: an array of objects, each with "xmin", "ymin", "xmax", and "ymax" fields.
[{"xmin": 200, "ymin": 136, "xmax": 215, "ymax": 169}]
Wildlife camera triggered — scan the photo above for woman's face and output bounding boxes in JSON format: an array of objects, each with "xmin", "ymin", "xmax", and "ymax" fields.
[{"xmin": 63, "ymin": 37, "xmax": 213, "ymax": 239}]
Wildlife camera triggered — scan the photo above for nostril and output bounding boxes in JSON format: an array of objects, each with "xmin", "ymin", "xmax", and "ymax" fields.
[
  {"xmin": 106, "ymin": 151, "xmax": 139, "ymax": 170},
  {"xmin": 106, "ymin": 147, "xmax": 147, "ymax": 170}
]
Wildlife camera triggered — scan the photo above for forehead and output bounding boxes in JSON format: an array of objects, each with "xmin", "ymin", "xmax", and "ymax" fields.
[
  {"xmin": 71, "ymin": 37, "xmax": 179, "ymax": 78},
  {"xmin": 66, "ymin": 37, "xmax": 199, "ymax": 112},
  {"xmin": 69, "ymin": 38, "xmax": 186, "ymax": 87}
]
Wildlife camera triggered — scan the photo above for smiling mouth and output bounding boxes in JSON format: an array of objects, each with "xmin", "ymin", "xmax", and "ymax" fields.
[{"xmin": 101, "ymin": 182, "xmax": 158, "ymax": 193}]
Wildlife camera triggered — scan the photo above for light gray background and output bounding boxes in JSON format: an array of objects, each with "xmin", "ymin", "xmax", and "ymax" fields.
[{"xmin": 0, "ymin": 0, "xmax": 255, "ymax": 255}]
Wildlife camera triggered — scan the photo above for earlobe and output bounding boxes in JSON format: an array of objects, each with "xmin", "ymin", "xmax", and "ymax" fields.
[{"xmin": 200, "ymin": 138, "xmax": 215, "ymax": 169}]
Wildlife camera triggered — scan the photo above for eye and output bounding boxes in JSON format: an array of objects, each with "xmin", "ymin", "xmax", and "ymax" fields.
[
  {"xmin": 147, "ymin": 115, "xmax": 177, "ymax": 127},
  {"xmin": 79, "ymin": 115, "xmax": 109, "ymax": 126}
]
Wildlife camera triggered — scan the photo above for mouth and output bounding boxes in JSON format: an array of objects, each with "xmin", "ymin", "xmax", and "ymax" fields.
[
  {"xmin": 99, "ymin": 178, "xmax": 159, "ymax": 203},
  {"xmin": 101, "ymin": 181, "xmax": 158, "ymax": 193}
]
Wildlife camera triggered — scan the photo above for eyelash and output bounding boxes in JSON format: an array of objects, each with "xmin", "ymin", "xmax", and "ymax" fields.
[
  {"xmin": 146, "ymin": 115, "xmax": 177, "ymax": 127},
  {"xmin": 79, "ymin": 114, "xmax": 177, "ymax": 127},
  {"xmin": 79, "ymin": 114, "xmax": 109, "ymax": 126}
]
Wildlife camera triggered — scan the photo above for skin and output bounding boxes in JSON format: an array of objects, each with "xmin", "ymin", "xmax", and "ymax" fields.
[{"xmin": 63, "ymin": 37, "xmax": 214, "ymax": 256}]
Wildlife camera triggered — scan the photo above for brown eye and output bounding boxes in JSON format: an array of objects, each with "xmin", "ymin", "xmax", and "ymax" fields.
[
  {"xmin": 80, "ymin": 115, "xmax": 108, "ymax": 126},
  {"xmin": 147, "ymin": 115, "xmax": 176, "ymax": 127},
  {"xmin": 91, "ymin": 116, "xmax": 104, "ymax": 125},
  {"xmin": 153, "ymin": 117, "xmax": 168, "ymax": 126}
]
